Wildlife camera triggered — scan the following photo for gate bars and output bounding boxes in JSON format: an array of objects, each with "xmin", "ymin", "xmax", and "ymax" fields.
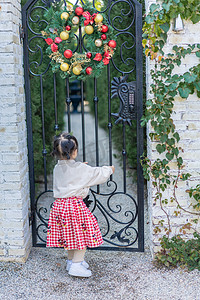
[{"xmin": 22, "ymin": 0, "xmax": 144, "ymax": 251}]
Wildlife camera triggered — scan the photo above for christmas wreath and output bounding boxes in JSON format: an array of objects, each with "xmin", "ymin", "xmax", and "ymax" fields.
[{"xmin": 42, "ymin": 1, "xmax": 117, "ymax": 81}]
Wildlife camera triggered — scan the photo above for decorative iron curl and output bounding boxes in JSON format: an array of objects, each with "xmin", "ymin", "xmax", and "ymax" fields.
[
  {"xmin": 107, "ymin": 225, "xmax": 138, "ymax": 246},
  {"xmin": 27, "ymin": 6, "xmax": 48, "ymax": 35},
  {"xmin": 119, "ymin": 82, "xmax": 129, "ymax": 98},
  {"xmin": 28, "ymin": 36, "xmax": 51, "ymax": 76},
  {"xmin": 107, "ymin": 192, "xmax": 138, "ymax": 223},
  {"xmin": 36, "ymin": 223, "xmax": 48, "ymax": 243},
  {"xmin": 91, "ymin": 180, "xmax": 117, "ymax": 197},
  {"xmin": 35, "ymin": 190, "xmax": 53, "ymax": 223},
  {"xmin": 111, "ymin": 32, "xmax": 136, "ymax": 74},
  {"xmin": 87, "ymin": 189, "xmax": 138, "ymax": 246},
  {"xmin": 108, "ymin": 0, "xmax": 135, "ymax": 32}
]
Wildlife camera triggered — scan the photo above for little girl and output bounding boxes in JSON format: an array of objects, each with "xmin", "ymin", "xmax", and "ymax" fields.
[{"xmin": 47, "ymin": 132, "xmax": 114, "ymax": 277}]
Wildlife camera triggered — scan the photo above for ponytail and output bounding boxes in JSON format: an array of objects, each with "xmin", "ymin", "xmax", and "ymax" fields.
[{"xmin": 52, "ymin": 132, "xmax": 78, "ymax": 160}]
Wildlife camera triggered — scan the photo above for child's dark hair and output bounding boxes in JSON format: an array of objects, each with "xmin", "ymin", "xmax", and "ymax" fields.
[{"xmin": 53, "ymin": 132, "xmax": 78, "ymax": 160}]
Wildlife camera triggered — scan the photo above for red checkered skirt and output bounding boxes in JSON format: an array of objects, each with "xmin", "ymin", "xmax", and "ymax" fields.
[{"xmin": 46, "ymin": 197, "xmax": 103, "ymax": 250}]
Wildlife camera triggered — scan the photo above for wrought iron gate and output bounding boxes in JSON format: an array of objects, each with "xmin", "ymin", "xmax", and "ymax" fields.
[{"xmin": 22, "ymin": 0, "xmax": 144, "ymax": 251}]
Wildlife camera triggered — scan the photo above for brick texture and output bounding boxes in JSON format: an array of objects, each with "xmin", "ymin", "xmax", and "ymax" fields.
[{"xmin": 0, "ymin": 0, "xmax": 31, "ymax": 262}]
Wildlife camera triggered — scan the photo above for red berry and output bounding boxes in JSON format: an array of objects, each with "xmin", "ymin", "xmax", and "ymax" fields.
[
  {"xmin": 108, "ymin": 40, "xmax": 116, "ymax": 48},
  {"xmin": 86, "ymin": 67, "xmax": 92, "ymax": 75},
  {"xmin": 64, "ymin": 49, "xmax": 73, "ymax": 59},
  {"xmin": 86, "ymin": 52, "xmax": 92, "ymax": 58},
  {"xmin": 101, "ymin": 25, "xmax": 108, "ymax": 33},
  {"xmin": 75, "ymin": 7, "xmax": 84, "ymax": 16},
  {"xmin": 101, "ymin": 34, "xmax": 107, "ymax": 40},
  {"xmin": 66, "ymin": 25, "xmax": 71, "ymax": 31}
]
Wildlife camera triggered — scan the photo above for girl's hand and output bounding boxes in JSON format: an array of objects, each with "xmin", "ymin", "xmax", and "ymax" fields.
[
  {"xmin": 83, "ymin": 162, "xmax": 88, "ymax": 164},
  {"xmin": 111, "ymin": 165, "xmax": 115, "ymax": 174}
]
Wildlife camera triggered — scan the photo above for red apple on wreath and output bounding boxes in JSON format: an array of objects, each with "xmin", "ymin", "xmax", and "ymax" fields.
[
  {"xmin": 75, "ymin": 7, "xmax": 84, "ymax": 16},
  {"xmin": 108, "ymin": 40, "xmax": 116, "ymax": 48},
  {"xmin": 64, "ymin": 49, "xmax": 73, "ymax": 59},
  {"xmin": 101, "ymin": 25, "xmax": 108, "ymax": 33},
  {"xmin": 86, "ymin": 67, "xmax": 92, "ymax": 75}
]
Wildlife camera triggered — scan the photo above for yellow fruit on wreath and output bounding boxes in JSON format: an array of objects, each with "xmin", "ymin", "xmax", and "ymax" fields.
[
  {"xmin": 73, "ymin": 65, "xmax": 82, "ymax": 75},
  {"xmin": 85, "ymin": 25, "xmax": 94, "ymax": 35},
  {"xmin": 60, "ymin": 31, "xmax": 69, "ymax": 40},
  {"xmin": 60, "ymin": 63, "xmax": 69, "ymax": 72},
  {"xmin": 61, "ymin": 12, "xmax": 69, "ymax": 20},
  {"xmin": 94, "ymin": 14, "xmax": 103, "ymax": 23}
]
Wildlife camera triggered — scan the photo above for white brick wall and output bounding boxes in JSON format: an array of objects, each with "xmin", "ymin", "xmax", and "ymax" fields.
[
  {"xmin": 0, "ymin": 0, "xmax": 31, "ymax": 262},
  {"xmin": 146, "ymin": 0, "xmax": 200, "ymax": 255}
]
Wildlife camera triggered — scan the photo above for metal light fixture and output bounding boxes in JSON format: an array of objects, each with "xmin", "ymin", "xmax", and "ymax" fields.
[{"xmin": 173, "ymin": 14, "xmax": 184, "ymax": 32}]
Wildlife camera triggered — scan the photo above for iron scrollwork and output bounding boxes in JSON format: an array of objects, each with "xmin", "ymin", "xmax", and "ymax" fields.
[
  {"xmin": 89, "ymin": 183, "xmax": 138, "ymax": 247},
  {"xmin": 35, "ymin": 190, "xmax": 53, "ymax": 243}
]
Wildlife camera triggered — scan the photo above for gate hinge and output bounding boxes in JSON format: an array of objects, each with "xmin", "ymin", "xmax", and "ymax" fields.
[
  {"xmin": 19, "ymin": 25, "xmax": 25, "ymax": 43},
  {"xmin": 29, "ymin": 210, "xmax": 34, "ymax": 226}
]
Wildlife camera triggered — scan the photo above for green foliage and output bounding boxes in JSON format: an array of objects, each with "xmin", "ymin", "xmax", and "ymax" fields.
[
  {"xmin": 141, "ymin": 45, "xmax": 200, "ymax": 190},
  {"xmin": 155, "ymin": 233, "xmax": 200, "ymax": 271},
  {"xmin": 186, "ymin": 184, "xmax": 200, "ymax": 210},
  {"xmin": 143, "ymin": 0, "xmax": 200, "ymax": 56}
]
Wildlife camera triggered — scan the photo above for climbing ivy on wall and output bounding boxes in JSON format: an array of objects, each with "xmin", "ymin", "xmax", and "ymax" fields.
[{"xmin": 142, "ymin": 0, "xmax": 200, "ymax": 270}]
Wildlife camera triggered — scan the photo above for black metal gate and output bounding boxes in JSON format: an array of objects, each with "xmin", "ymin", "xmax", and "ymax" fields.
[{"xmin": 22, "ymin": 0, "xmax": 144, "ymax": 251}]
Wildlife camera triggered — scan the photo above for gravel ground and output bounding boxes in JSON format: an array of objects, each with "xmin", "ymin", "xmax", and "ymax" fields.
[{"xmin": 0, "ymin": 247, "xmax": 200, "ymax": 300}]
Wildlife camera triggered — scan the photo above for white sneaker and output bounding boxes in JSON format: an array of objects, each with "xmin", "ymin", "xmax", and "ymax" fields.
[
  {"xmin": 68, "ymin": 262, "xmax": 92, "ymax": 277},
  {"xmin": 66, "ymin": 259, "xmax": 89, "ymax": 271}
]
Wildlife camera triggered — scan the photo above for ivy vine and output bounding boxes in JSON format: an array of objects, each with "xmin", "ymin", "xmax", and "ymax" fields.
[{"xmin": 142, "ymin": 0, "xmax": 200, "ymax": 269}]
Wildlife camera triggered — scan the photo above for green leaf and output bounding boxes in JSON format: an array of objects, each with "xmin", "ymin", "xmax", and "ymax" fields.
[
  {"xmin": 162, "ymin": 2, "xmax": 172, "ymax": 12},
  {"xmin": 166, "ymin": 152, "xmax": 174, "ymax": 160},
  {"xmin": 146, "ymin": 15, "xmax": 155, "ymax": 24},
  {"xmin": 160, "ymin": 32, "xmax": 168, "ymax": 42},
  {"xmin": 159, "ymin": 22, "xmax": 170, "ymax": 33},
  {"xmin": 183, "ymin": 72, "xmax": 198, "ymax": 83},
  {"xmin": 156, "ymin": 144, "xmax": 166, "ymax": 153},
  {"xmin": 173, "ymin": 132, "xmax": 180, "ymax": 142},
  {"xmin": 168, "ymin": 90, "xmax": 178, "ymax": 97},
  {"xmin": 150, "ymin": 3, "xmax": 160, "ymax": 13},
  {"xmin": 172, "ymin": 147, "xmax": 179, "ymax": 156},
  {"xmin": 177, "ymin": 157, "xmax": 183, "ymax": 165},
  {"xmin": 191, "ymin": 14, "xmax": 200, "ymax": 24},
  {"xmin": 167, "ymin": 138, "xmax": 175, "ymax": 146},
  {"xmin": 178, "ymin": 87, "xmax": 191, "ymax": 98},
  {"xmin": 168, "ymin": 82, "xmax": 177, "ymax": 90},
  {"xmin": 194, "ymin": 81, "xmax": 200, "ymax": 91},
  {"xmin": 160, "ymin": 134, "xmax": 168, "ymax": 143},
  {"xmin": 195, "ymin": 51, "xmax": 200, "ymax": 58},
  {"xmin": 146, "ymin": 99, "xmax": 153, "ymax": 106}
]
